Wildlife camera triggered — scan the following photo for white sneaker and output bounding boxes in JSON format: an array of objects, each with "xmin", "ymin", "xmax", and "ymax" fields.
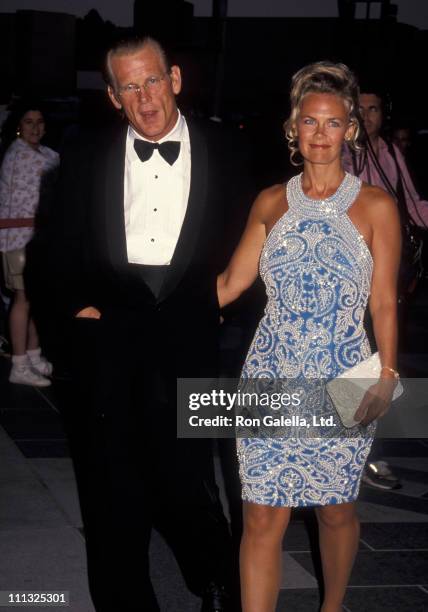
[
  {"xmin": 9, "ymin": 364, "xmax": 51, "ymax": 387},
  {"xmin": 29, "ymin": 355, "xmax": 53, "ymax": 377}
]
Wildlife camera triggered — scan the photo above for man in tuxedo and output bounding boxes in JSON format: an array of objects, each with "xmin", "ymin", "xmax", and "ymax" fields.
[{"xmin": 50, "ymin": 36, "xmax": 249, "ymax": 611}]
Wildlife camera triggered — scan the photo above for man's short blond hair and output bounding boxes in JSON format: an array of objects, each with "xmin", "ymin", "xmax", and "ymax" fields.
[{"xmin": 105, "ymin": 36, "xmax": 170, "ymax": 90}]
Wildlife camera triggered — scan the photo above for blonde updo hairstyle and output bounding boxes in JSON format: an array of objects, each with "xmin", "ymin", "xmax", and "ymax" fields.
[{"xmin": 284, "ymin": 61, "xmax": 362, "ymax": 166}]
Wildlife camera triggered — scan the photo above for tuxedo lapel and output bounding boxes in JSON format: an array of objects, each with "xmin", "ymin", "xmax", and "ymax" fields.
[
  {"xmin": 103, "ymin": 126, "xmax": 161, "ymax": 303},
  {"xmin": 158, "ymin": 121, "xmax": 208, "ymax": 302},
  {"xmin": 103, "ymin": 127, "xmax": 128, "ymax": 270}
]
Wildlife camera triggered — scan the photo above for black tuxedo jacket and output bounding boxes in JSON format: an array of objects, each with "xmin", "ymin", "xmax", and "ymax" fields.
[{"xmin": 46, "ymin": 118, "xmax": 253, "ymax": 380}]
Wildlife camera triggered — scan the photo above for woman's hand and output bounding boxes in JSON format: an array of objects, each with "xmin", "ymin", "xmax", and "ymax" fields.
[
  {"xmin": 75, "ymin": 306, "xmax": 101, "ymax": 319},
  {"xmin": 354, "ymin": 377, "xmax": 398, "ymax": 426}
]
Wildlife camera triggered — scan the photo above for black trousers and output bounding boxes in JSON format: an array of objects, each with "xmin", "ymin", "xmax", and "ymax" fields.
[{"xmin": 61, "ymin": 311, "xmax": 234, "ymax": 612}]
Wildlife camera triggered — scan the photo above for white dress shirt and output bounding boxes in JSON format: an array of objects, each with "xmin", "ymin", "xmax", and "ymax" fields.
[{"xmin": 124, "ymin": 111, "xmax": 191, "ymax": 265}]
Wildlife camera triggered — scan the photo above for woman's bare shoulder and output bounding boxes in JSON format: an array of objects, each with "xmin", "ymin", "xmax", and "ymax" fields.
[
  {"xmin": 359, "ymin": 182, "xmax": 396, "ymax": 210},
  {"xmin": 251, "ymin": 183, "xmax": 287, "ymax": 222},
  {"xmin": 356, "ymin": 182, "xmax": 399, "ymax": 222}
]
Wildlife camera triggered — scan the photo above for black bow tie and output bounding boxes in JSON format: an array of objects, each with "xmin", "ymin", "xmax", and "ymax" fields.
[{"xmin": 134, "ymin": 139, "xmax": 181, "ymax": 166}]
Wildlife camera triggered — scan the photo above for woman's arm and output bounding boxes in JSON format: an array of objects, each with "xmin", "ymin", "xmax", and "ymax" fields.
[
  {"xmin": 369, "ymin": 189, "xmax": 401, "ymax": 371},
  {"xmin": 355, "ymin": 187, "xmax": 402, "ymax": 424},
  {"xmin": 217, "ymin": 186, "xmax": 282, "ymax": 308}
]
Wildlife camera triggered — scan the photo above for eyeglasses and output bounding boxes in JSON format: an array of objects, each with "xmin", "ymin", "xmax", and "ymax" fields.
[{"xmin": 117, "ymin": 73, "xmax": 169, "ymax": 97}]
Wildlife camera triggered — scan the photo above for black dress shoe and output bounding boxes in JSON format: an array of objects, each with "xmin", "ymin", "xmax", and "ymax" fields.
[{"xmin": 200, "ymin": 581, "xmax": 231, "ymax": 612}]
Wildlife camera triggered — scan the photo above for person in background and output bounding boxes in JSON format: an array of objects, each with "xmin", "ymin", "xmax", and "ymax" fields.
[
  {"xmin": 392, "ymin": 122, "xmax": 428, "ymax": 202},
  {"xmin": 343, "ymin": 88, "xmax": 426, "ymax": 490},
  {"xmin": 342, "ymin": 89, "xmax": 428, "ymax": 228},
  {"xmin": 392, "ymin": 125, "xmax": 412, "ymax": 157},
  {"xmin": 0, "ymin": 100, "xmax": 59, "ymax": 386}
]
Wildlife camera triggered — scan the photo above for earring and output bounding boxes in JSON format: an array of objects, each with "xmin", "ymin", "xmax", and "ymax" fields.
[
  {"xmin": 290, "ymin": 148, "xmax": 303, "ymax": 167},
  {"xmin": 16, "ymin": 129, "xmax": 20, "ymax": 138}
]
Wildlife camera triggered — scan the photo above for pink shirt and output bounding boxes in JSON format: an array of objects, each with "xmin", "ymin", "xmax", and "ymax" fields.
[
  {"xmin": 342, "ymin": 137, "xmax": 428, "ymax": 227},
  {"xmin": 0, "ymin": 138, "xmax": 59, "ymax": 251}
]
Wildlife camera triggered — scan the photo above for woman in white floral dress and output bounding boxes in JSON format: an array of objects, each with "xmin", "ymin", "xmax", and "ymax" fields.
[{"xmin": 0, "ymin": 101, "xmax": 59, "ymax": 386}]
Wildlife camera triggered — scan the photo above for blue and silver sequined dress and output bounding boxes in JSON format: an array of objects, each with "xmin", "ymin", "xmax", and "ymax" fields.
[{"xmin": 237, "ymin": 172, "xmax": 375, "ymax": 507}]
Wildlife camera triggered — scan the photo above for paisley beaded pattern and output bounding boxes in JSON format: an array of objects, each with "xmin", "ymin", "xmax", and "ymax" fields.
[{"xmin": 237, "ymin": 172, "xmax": 375, "ymax": 507}]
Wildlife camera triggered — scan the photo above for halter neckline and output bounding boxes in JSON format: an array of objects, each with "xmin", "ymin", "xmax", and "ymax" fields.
[{"xmin": 287, "ymin": 172, "xmax": 362, "ymax": 218}]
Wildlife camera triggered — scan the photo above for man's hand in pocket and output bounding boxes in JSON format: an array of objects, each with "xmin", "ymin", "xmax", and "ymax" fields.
[{"xmin": 75, "ymin": 306, "xmax": 101, "ymax": 319}]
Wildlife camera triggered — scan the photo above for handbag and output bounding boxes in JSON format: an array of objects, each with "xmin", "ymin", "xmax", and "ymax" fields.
[
  {"xmin": 398, "ymin": 219, "xmax": 424, "ymax": 295},
  {"xmin": 326, "ymin": 352, "xmax": 403, "ymax": 428}
]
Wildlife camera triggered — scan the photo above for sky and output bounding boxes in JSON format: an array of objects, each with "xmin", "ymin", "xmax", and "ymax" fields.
[{"xmin": 2, "ymin": 0, "xmax": 427, "ymax": 30}]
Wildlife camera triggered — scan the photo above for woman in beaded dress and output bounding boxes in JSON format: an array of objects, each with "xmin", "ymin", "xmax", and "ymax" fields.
[{"xmin": 217, "ymin": 62, "xmax": 401, "ymax": 612}]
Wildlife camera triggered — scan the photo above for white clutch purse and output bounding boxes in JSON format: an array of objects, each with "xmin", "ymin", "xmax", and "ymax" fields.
[{"xmin": 326, "ymin": 352, "xmax": 403, "ymax": 428}]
